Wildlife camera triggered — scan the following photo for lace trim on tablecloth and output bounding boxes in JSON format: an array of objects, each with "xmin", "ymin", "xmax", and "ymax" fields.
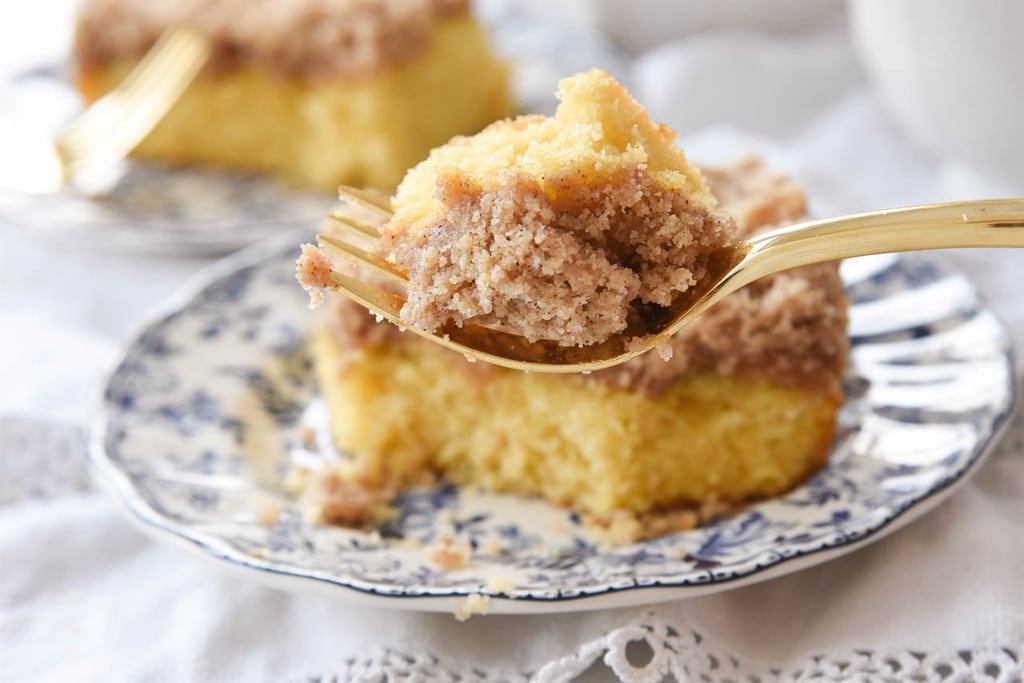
[
  {"xmin": 310, "ymin": 615, "xmax": 1024, "ymax": 683},
  {"xmin": 538, "ymin": 616, "xmax": 1024, "ymax": 682}
]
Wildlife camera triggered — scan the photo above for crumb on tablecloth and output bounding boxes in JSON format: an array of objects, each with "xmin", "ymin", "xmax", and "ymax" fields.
[{"xmin": 454, "ymin": 593, "xmax": 491, "ymax": 621}]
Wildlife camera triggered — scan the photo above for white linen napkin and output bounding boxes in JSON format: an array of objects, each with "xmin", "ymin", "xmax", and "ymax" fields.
[{"xmin": 1, "ymin": 4, "xmax": 1022, "ymax": 682}]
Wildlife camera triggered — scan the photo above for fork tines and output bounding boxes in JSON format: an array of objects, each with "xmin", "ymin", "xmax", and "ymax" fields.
[
  {"xmin": 316, "ymin": 185, "xmax": 413, "ymax": 328},
  {"xmin": 323, "ymin": 265, "xmax": 407, "ymax": 322},
  {"xmin": 317, "ymin": 233, "xmax": 407, "ymax": 285},
  {"xmin": 337, "ymin": 184, "xmax": 393, "ymax": 217},
  {"xmin": 57, "ymin": 25, "xmax": 210, "ymax": 173},
  {"xmin": 323, "ymin": 184, "xmax": 403, "ymax": 279},
  {"xmin": 316, "ymin": 224, "xmax": 408, "ymax": 325},
  {"xmin": 325, "ymin": 211, "xmax": 383, "ymax": 239}
]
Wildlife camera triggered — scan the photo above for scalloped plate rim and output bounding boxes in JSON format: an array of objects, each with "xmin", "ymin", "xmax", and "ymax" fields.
[
  {"xmin": 87, "ymin": 419, "xmax": 1012, "ymax": 614},
  {"xmin": 87, "ymin": 233, "xmax": 1018, "ymax": 614}
]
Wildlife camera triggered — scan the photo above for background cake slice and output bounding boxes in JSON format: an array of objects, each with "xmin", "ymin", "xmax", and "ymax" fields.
[{"xmin": 73, "ymin": 0, "xmax": 513, "ymax": 191}]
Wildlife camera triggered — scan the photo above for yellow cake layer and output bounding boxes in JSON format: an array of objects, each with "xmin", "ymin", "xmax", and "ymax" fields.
[
  {"xmin": 312, "ymin": 326, "xmax": 838, "ymax": 517},
  {"xmin": 75, "ymin": 15, "xmax": 512, "ymax": 192}
]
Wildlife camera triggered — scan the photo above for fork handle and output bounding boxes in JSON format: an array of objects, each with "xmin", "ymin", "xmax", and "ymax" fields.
[{"xmin": 743, "ymin": 198, "xmax": 1024, "ymax": 280}]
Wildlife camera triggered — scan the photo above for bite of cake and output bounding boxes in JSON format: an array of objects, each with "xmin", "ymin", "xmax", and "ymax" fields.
[
  {"xmin": 73, "ymin": 0, "xmax": 513, "ymax": 191},
  {"xmin": 380, "ymin": 69, "xmax": 736, "ymax": 347}
]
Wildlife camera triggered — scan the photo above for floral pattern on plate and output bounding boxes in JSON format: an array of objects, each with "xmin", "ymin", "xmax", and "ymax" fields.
[{"xmin": 89, "ymin": 237, "xmax": 1016, "ymax": 613}]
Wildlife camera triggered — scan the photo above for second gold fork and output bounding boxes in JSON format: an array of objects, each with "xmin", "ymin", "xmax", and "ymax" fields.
[{"xmin": 0, "ymin": 25, "xmax": 210, "ymax": 195}]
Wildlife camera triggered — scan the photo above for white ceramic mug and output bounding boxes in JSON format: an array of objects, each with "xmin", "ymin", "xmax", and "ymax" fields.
[{"xmin": 849, "ymin": 0, "xmax": 1024, "ymax": 190}]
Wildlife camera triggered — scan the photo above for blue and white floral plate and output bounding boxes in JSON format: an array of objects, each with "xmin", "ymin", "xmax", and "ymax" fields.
[{"xmin": 89, "ymin": 234, "xmax": 1016, "ymax": 614}]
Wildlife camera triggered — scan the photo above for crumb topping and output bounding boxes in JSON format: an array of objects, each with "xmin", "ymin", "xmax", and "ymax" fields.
[
  {"xmin": 296, "ymin": 243, "xmax": 334, "ymax": 308},
  {"xmin": 299, "ymin": 468, "xmax": 391, "ymax": 527},
  {"xmin": 74, "ymin": 0, "xmax": 470, "ymax": 81},
  {"xmin": 702, "ymin": 156, "xmax": 808, "ymax": 231}
]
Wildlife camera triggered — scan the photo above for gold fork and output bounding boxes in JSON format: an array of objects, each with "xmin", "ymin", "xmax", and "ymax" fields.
[
  {"xmin": 0, "ymin": 25, "xmax": 210, "ymax": 194},
  {"xmin": 317, "ymin": 189, "xmax": 1024, "ymax": 374}
]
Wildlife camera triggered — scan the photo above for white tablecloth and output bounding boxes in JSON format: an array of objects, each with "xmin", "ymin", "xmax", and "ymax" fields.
[{"xmin": 1, "ymin": 3, "xmax": 1022, "ymax": 681}]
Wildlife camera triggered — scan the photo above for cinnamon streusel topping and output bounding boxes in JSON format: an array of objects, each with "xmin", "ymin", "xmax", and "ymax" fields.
[
  {"xmin": 74, "ymin": 0, "xmax": 470, "ymax": 81},
  {"xmin": 389, "ymin": 165, "xmax": 733, "ymax": 347}
]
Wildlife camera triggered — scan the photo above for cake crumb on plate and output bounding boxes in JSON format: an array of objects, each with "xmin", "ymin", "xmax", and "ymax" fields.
[{"xmin": 427, "ymin": 536, "xmax": 471, "ymax": 570}]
